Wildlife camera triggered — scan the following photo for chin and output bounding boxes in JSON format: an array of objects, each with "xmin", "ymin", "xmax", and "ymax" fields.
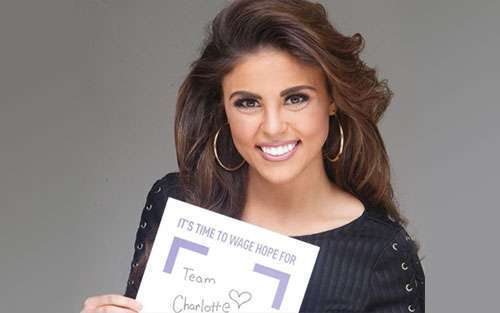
[{"xmin": 252, "ymin": 167, "xmax": 300, "ymax": 185}]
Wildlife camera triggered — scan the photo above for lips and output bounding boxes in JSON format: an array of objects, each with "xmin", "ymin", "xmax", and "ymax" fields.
[{"xmin": 256, "ymin": 140, "xmax": 301, "ymax": 161}]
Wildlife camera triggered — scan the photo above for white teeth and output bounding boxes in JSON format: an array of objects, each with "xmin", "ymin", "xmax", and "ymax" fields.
[{"xmin": 261, "ymin": 142, "xmax": 297, "ymax": 156}]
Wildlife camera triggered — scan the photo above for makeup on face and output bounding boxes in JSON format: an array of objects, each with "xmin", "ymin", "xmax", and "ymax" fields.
[{"xmin": 222, "ymin": 47, "xmax": 331, "ymax": 183}]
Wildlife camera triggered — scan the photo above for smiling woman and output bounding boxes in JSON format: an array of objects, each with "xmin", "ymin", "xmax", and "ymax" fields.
[
  {"xmin": 81, "ymin": 1, "xmax": 425, "ymax": 313},
  {"xmin": 172, "ymin": 0, "xmax": 407, "ymax": 233},
  {"xmin": 222, "ymin": 47, "xmax": 334, "ymax": 186},
  {"xmin": 136, "ymin": 0, "xmax": 424, "ymax": 312}
]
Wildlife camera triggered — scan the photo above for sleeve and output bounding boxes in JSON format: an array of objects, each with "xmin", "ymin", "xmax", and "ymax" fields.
[
  {"xmin": 123, "ymin": 175, "xmax": 172, "ymax": 299},
  {"xmin": 362, "ymin": 228, "xmax": 426, "ymax": 313}
]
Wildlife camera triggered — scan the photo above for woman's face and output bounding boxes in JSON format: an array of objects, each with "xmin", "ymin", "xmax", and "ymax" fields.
[{"xmin": 222, "ymin": 47, "xmax": 335, "ymax": 185}]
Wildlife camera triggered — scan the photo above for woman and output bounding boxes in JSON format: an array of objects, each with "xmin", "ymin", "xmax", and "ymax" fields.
[{"xmin": 81, "ymin": 0, "xmax": 425, "ymax": 312}]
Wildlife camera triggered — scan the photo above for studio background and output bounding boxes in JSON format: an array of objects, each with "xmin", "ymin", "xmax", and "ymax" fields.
[{"xmin": 1, "ymin": 1, "xmax": 498, "ymax": 312}]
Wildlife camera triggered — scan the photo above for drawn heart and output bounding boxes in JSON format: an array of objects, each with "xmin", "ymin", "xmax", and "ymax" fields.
[{"xmin": 228, "ymin": 289, "xmax": 252, "ymax": 309}]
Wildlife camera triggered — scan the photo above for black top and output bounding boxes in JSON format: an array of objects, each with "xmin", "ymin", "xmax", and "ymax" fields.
[{"xmin": 124, "ymin": 172, "xmax": 425, "ymax": 313}]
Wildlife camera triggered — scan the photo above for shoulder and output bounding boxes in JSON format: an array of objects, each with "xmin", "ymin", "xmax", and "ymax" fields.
[
  {"xmin": 360, "ymin": 208, "xmax": 406, "ymax": 238},
  {"xmin": 301, "ymin": 208, "xmax": 425, "ymax": 312},
  {"xmin": 141, "ymin": 171, "xmax": 184, "ymax": 223},
  {"xmin": 148, "ymin": 171, "xmax": 183, "ymax": 201},
  {"xmin": 135, "ymin": 170, "xmax": 184, "ymax": 234},
  {"xmin": 356, "ymin": 209, "xmax": 424, "ymax": 280},
  {"xmin": 355, "ymin": 210, "xmax": 425, "ymax": 312},
  {"xmin": 152, "ymin": 171, "xmax": 182, "ymax": 196},
  {"xmin": 336, "ymin": 207, "xmax": 423, "ymax": 276},
  {"xmin": 359, "ymin": 209, "xmax": 423, "ymax": 269}
]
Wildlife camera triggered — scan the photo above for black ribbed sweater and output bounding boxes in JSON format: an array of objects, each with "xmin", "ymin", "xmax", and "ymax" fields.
[{"xmin": 124, "ymin": 172, "xmax": 425, "ymax": 313}]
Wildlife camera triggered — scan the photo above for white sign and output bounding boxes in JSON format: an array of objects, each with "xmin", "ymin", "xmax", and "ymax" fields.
[{"xmin": 136, "ymin": 197, "xmax": 320, "ymax": 313}]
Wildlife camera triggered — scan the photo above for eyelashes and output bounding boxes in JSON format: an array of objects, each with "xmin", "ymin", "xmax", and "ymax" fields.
[{"xmin": 233, "ymin": 93, "xmax": 310, "ymax": 110}]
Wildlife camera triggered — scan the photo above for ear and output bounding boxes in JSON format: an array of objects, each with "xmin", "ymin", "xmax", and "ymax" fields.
[{"xmin": 328, "ymin": 101, "xmax": 336, "ymax": 116}]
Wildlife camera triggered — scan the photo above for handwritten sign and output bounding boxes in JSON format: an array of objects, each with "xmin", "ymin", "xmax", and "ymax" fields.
[{"xmin": 136, "ymin": 197, "xmax": 320, "ymax": 313}]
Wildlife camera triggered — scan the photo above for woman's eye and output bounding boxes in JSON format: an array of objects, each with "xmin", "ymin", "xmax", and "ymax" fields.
[
  {"xmin": 286, "ymin": 93, "xmax": 309, "ymax": 106},
  {"xmin": 233, "ymin": 98, "xmax": 259, "ymax": 110},
  {"xmin": 233, "ymin": 93, "xmax": 310, "ymax": 111}
]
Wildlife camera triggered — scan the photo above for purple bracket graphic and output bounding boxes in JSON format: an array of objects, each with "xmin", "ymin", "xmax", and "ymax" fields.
[
  {"xmin": 253, "ymin": 263, "xmax": 290, "ymax": 310},
  {"xmin": 163, "ymin": 236, "xmax": 209, "ymax": 274}
]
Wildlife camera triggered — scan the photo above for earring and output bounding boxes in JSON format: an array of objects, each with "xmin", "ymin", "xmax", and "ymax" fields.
[
  {"xmin": 213, "ymin": 122, "xmax": 246, "ymax": 171},
  {"xmin": 325, "ymin": 113, "xmax": 344, "ymax": 162}
]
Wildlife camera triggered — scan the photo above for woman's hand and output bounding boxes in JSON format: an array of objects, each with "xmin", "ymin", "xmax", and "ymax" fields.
[{"xmin": 80, "ymin": 294, "xmax": 143, "ymax": 313}]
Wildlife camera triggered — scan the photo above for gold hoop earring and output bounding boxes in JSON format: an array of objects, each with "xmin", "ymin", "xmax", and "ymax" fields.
[
  {"xmin": 213, "ymin": 123, "xmax": 246, "ymax": 171},
  {"xmin": 325, "ymin": 114, "xmax": 344, "ymax": 162}
]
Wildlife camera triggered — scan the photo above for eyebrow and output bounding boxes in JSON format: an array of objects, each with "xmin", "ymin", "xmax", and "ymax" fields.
[{"xmin": 228, "ymin": 85, "xmax": 317, "ymax": 100}]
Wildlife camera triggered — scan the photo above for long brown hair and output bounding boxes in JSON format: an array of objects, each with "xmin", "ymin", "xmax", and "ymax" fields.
[{"xmin": 175, "ymin": 0, "xmax": 409, "ymax": 230}]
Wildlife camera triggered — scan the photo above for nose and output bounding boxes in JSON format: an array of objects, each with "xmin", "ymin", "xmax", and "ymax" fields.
[{"xmin": 261, "ymin": 104, "xmax": 288, "ymax": 136}]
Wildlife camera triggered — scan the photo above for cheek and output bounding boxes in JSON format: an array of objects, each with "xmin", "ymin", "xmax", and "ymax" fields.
[
  {"xmin": 228, "ymin": 117, "xmax": 256, "ymax": 150},
  {"xmin": 300, "ymin": 113, "xmax": 330, "ymax": 144}
]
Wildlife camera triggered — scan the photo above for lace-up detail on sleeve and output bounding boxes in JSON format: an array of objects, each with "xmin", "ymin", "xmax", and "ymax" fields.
[
  {"xmin": 123, "ymin": 173, "xmax": 179, "ymax": 298},
  {"xmin": 362, "ymin": 228, "xmax": 425, "ymax": 312}
]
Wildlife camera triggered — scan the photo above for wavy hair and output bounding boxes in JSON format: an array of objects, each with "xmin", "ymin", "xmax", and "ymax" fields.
[{"xmin": 174, "ymin": 0, "xmax": 413, "ymax": 240}]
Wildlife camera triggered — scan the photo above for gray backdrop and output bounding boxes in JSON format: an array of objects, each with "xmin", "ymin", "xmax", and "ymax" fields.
[{"xmin": 1, "ymin": 0, "xmax": 498, "ymax": 312}]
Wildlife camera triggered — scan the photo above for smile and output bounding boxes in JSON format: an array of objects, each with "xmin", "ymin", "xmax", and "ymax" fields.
[{"xmin": 256, "ymin": 141, "xmax": 300, "ymax": 161}]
